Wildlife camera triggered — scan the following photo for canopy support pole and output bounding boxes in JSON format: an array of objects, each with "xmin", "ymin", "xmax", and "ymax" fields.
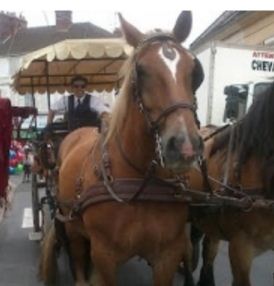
[
  {"xmin": 31, "ymin": 78, "xmax": 37, "ymax": 130},
  {"xmin": 46, "ymin": 61, "xmax": 51, "ymax": 111}
]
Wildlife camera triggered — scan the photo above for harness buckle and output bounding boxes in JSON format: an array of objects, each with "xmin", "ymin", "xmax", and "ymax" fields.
[
  {"xmin": 138, "ymin": 102, "xmax": 144, "ymax": 113},
  {"xmin": 155, "ymin": 132, "xmax": 165, "ymax": 167},
  {"xmin": 68, "ymin": 210, "xmax": 75, "ymax": 220},
  {"xmin": 174, "ymin": 189, "xmax": 183, "ymax": 199},
  {"xmin": 197, "ymin": 155, "xmax": 204, "ymax": 166}
]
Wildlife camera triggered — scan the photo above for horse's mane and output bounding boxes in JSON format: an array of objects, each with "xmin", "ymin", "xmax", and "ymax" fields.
[
  {"xmin": 210, "ymin": 83, "xmax": 274, "ymax": 195},
  {"xmin": 237, "ymin": 83, "xmax": 274, "ymax": 163},
  {"xmin": 105, "ymin": 52, "xmax": 135, "ymax": 143}
]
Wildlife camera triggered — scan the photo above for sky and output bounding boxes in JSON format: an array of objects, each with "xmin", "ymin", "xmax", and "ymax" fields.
[
  {"xmin": 3, "ymin": 0, "xmax": 274, "ymax": 47},
  {"xmin": 19, "ymin": 10, "xmax": 223, "ymax": 47}
]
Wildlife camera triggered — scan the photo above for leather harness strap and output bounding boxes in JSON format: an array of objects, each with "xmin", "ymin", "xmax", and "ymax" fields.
[
  {"xmin": 74, "ymin": 178, "xmax": 188, "ymax": 208},
  {"xmin": 56, "ymin": 177, "xmax": 261, "ymax": 223},
  {"xmin": 56, "ymin": 178, "xmax": 189, "ymax": 222}
]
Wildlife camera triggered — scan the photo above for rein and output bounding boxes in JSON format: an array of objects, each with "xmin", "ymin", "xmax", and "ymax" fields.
[
  {"xmin": 107, "ymin": 134, "xmax": 178, "ymax": 201},
  {"xmin": 222, "ymin": 123, "xmax": 236, "ymax": 188},
  {"xmin": 203, "ymin": 124, "xmax": 229, "ymax": 142},
  {"xmin": 195, "ymin": 122, "xmax": 265, "ymax": 205}
]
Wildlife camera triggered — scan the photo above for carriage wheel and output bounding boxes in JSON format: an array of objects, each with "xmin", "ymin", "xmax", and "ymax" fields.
[{"xmin": 31, "ymin": 173, "xmax": 41, "ymax": 232}]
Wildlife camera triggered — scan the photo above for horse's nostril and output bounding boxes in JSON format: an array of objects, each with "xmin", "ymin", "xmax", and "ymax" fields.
[
  {"xmin": 167, "ymin": 135, "xmax": 186, "ymax": 152},
  {"xmin": 167, "ymin": 136, "xmax": 176, "ymax": 151}
]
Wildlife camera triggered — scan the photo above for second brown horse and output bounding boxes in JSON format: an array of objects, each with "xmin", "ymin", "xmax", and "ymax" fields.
[{"xmin": 186, "ymin": 83, "xmax": 274, "ymax": 286}]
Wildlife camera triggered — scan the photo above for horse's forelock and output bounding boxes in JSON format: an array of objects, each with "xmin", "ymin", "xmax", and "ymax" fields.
[{"xmin": 146, "ymin": 29, "xmax": 168, "ymax": 37}]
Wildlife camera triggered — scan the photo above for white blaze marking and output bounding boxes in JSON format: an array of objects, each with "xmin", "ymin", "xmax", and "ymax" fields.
[
  {"xmin": 178, "ymin": 115, "xmax": 191, "ymax": 145},
  {"xmin": 158, "ymin": 46, "xmax": 180, "ymax": 82}
]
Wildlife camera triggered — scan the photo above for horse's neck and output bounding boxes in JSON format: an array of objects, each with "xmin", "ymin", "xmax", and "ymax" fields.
[
  {"xmin": 107, "ymin": 105, "xmax": 155, "ymax": 176},
  {"xmin": 203, "ymin": 139, "xmax": 215, "ymax": 160},
  {"xmin": 207, "ymin": 145, "xmax": 263, "ymax": 190},
  {"xmin": 238, "ymin": 157, "xmax": 263, "ymax": 187},
  {"xmin": 122, "ymin": 110, "xmax": 155, "ymax": 166}
]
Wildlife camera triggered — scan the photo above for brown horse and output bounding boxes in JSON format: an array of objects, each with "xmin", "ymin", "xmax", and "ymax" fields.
[
  {"xmin": 30, "ymin": 140, "xmax": 56, "ymax": 178},
  {"xmin": 31, "ymin": 125, "xmax": 69, "ymax": 179},
  {"xmin": 39, "ymin": 11, "xmax": 205, "ymax": 286},
  {"xmin": 186, "ymin": 82, "xmax": 274, "ymax": 286}
]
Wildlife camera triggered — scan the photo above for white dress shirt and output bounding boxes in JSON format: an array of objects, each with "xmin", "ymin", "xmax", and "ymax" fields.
[{"xmin": 51, "ymin": 94, "xmax": 110, "ymax": 115}]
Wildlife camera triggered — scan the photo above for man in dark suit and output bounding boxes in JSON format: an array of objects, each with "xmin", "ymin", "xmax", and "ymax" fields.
[{"xmin": 47, "ymin": 75, "xmax": 110, "ymax": 131}]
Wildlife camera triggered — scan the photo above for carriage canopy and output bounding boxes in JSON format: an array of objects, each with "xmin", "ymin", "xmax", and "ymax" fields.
[{"xmin": 13, "ymin": 38, "xmax": 132, "ymax": 95}]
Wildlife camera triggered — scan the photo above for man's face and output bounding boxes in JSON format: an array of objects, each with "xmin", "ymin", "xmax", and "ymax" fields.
[{"xmin": 72, "ymin": 80, "xmax": 86, "ymax": 97}]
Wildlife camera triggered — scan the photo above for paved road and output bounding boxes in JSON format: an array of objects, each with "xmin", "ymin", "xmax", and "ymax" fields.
[{"xmin": 0, "ymin": 175, "xmax": 274, "ymax": 285}]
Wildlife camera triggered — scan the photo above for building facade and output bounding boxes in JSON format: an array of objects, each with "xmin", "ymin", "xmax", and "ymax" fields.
[
  {"xmin": 190, "ymin": 11, "xmax": 274, "ymax": 125},
  {"xmin": 191, "ymin": 11, "xmax": 274, "ymax": 53},
  {"xmin": 0, "ymin": 11, "xmax": 116, "ymax": 111}
]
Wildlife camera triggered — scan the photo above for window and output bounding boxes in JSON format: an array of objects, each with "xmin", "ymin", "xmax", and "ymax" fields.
[{"xmin": 223, "ymin": 84, "xmax": 248, "ymax": 122}]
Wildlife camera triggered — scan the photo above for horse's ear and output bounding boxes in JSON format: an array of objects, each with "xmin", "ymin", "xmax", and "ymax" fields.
[
  {"xmin": 173, "ymin": 11, "xmax": 192, "ymax": 43},
  {"xmin": 118, "ymin": 13, "xmax": 144, "ymax": 48}
]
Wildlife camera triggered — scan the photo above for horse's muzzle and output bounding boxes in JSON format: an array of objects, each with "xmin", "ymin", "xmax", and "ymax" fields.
[{"xmin": 162, "ymin": 133, "xmax": 203, "ymax": 172}]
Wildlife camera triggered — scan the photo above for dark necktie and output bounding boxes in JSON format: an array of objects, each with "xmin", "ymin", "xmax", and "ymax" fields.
[{"xmin": 76, "ymin": 98, "xmax": 81, "ymax": 109}]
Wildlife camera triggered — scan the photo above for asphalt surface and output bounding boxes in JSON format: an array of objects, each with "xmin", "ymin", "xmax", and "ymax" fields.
[{"xmin": 0, "ymin": 175, "xmax": 274, "ymax": 285}]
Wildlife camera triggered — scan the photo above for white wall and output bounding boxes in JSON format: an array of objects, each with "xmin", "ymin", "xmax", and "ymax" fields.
[
  {"xmin": 195, "ymin": 48, "xmax": 211, "ymax": 126},
  {"xmin": 211, "ymin": 46, "xmax": 274, "ymax": 125},
  {"xmin": 0, "ymin": 58, "xmax": 9, "ymax": 77}
]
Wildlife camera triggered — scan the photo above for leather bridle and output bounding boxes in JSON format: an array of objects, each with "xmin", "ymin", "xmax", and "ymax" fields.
[{"xmin": 130, "ymin": 34, "xmax": 200, "ymax": 167}]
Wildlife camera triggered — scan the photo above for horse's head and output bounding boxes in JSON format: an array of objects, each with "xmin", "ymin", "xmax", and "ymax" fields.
[
  {"xmin": 119, "ymin": 11, "xmax": 204, "ymax": 172},
  {"xmin": 37, "ymin": 140, "xmax": 56, "ymax": 171}
]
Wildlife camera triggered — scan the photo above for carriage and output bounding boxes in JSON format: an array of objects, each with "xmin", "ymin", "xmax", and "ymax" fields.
[
  {"xmin": 12, "ymin": 38, "xmax": 132, "ymax": 236},
  {"xmin": 0, "ymin": 99, "xmax": 37, "ymax": 216}
]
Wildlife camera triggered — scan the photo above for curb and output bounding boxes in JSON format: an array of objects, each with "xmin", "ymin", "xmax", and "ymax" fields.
[{"xmin": 0, "ymin": 205, "xmax": 5, "ymax": 223}]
